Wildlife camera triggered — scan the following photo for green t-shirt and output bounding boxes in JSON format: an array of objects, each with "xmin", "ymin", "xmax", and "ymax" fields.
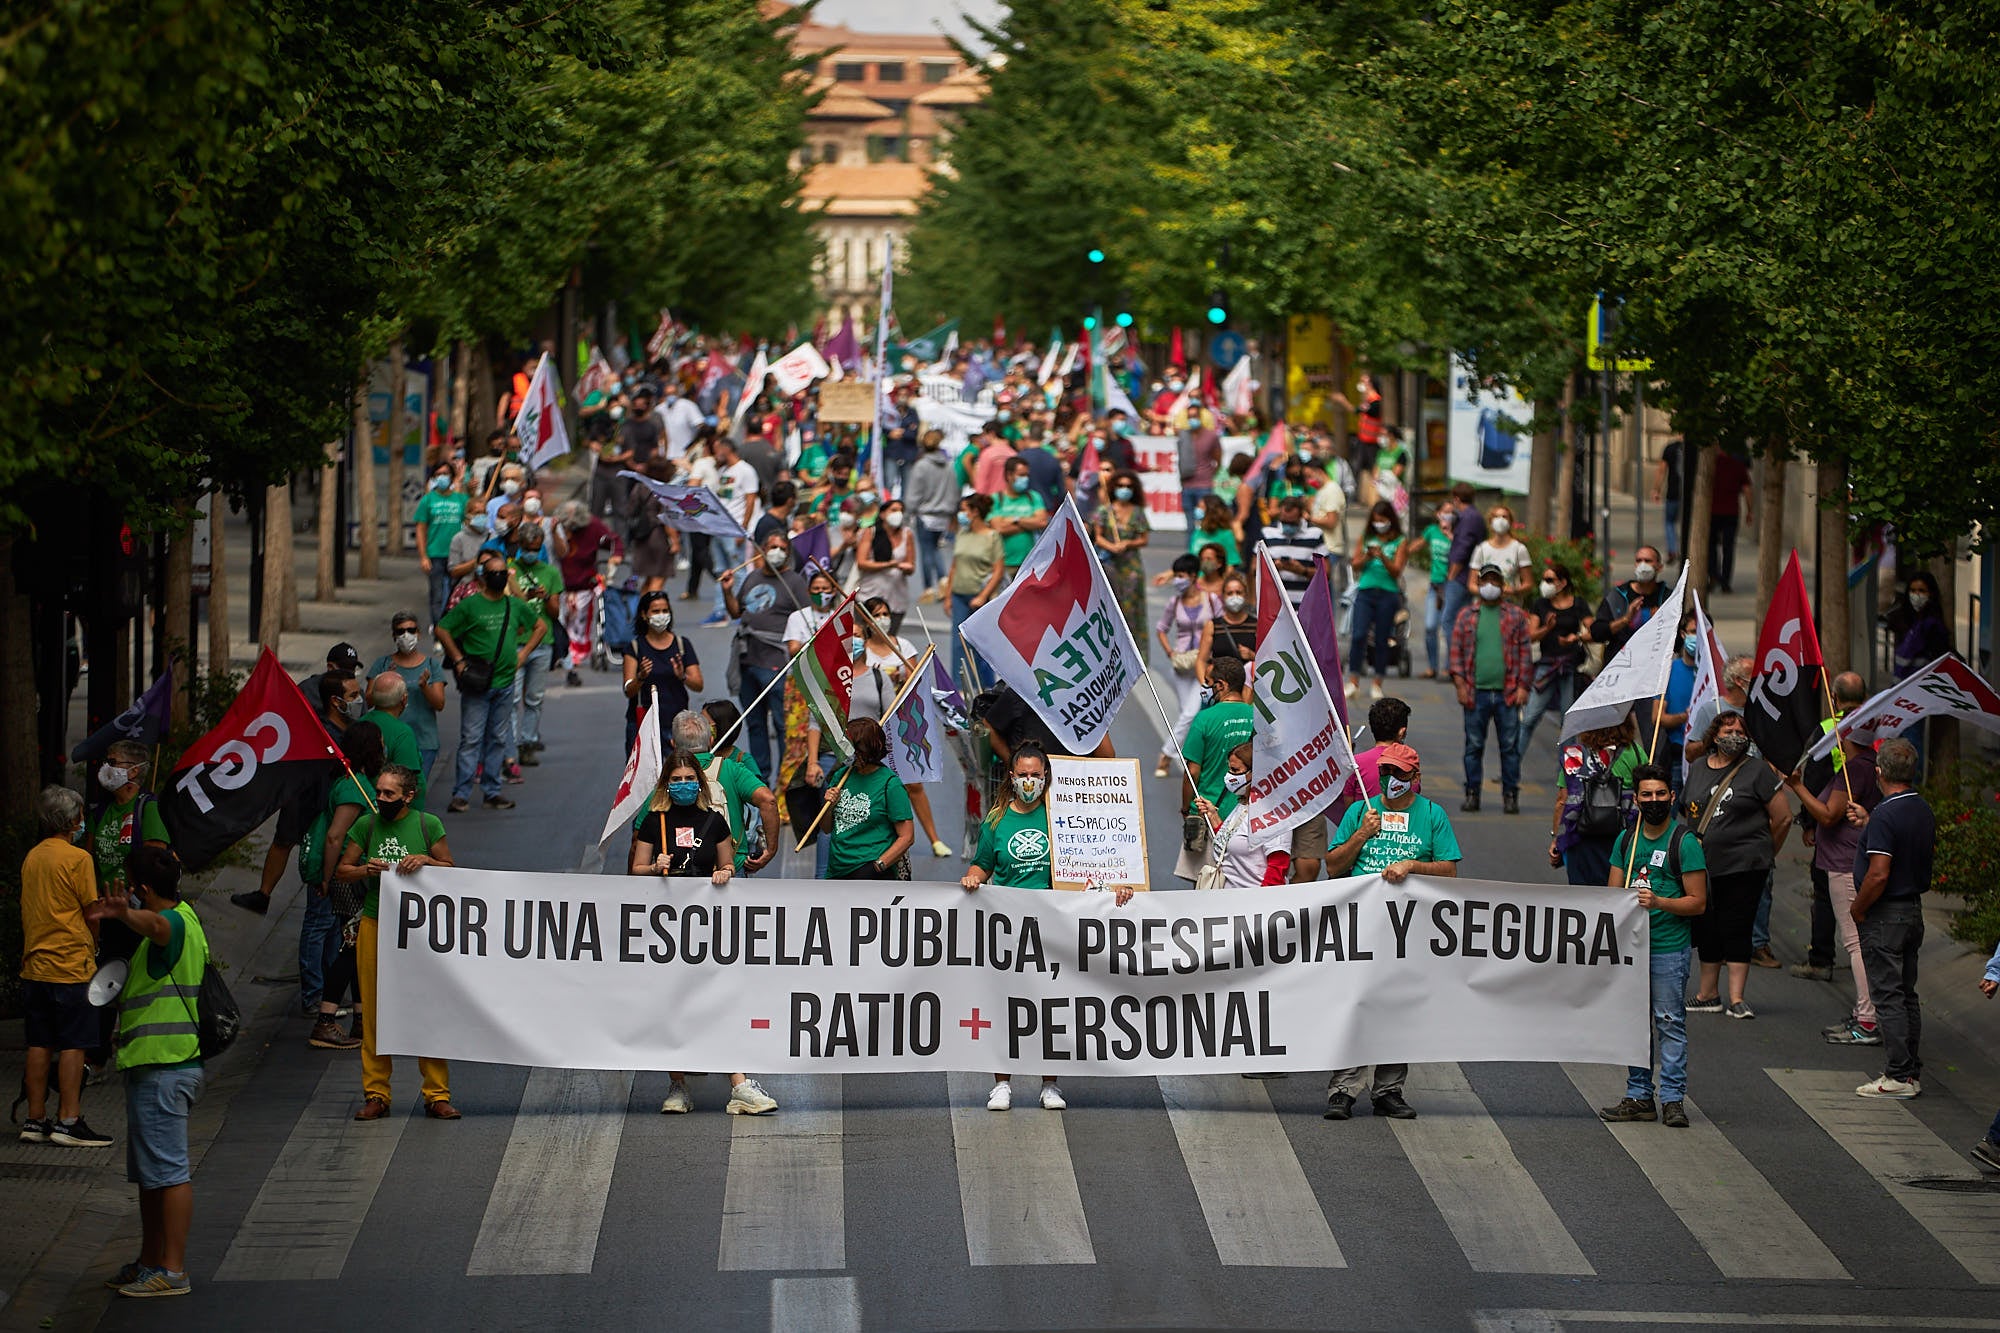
[
  {"xmin": 699, "ymin": 750, "xmax": 768, "ymax": 870},
  {"xmin": 1184, "ymin": 701, "xmax": 1254, "ymax": 809},
  {"xmin": 1612, "ymin": 823, "xmax": 1704, "ymax": 953},
  {"xmin": 301, "ymin": 774, "xmax": 369, "ymax": 887},
  {"xmin": 973, "ymin": 804, "xmax": 1053, "ymax": 889},
  {"xmin": 990, "ymin": 492, "xmax": 1048, "ymax": 567},
  {"xmin": 1474, "ymin": 605, "xmax": 1505, "ymax": 690},
  {"xmin": 414, "ymin": 490, "xmax": 469, "ymax": 558},
  {"xmin": 358, "ymin": 708, "xmax": 423, "ymax": 797},
  {"xmin": 1419, "ymin": 524, "xmax": 1451, "ymax": 585},
  {"xmin": 826, "ymin": 763, "xmax": 913, "ymax": 876},
  {"xmin": 1332, "ymin": 795, "xmax": 1463, "ymax": 876},
  {"xmin": 89, "ymin": 794, "xmax": 170, "ymax": 881},
  {"xmin": 438, "ymin": 592, "xmax": 537, "ymax": 690},
  {"xmin": 510, "ymin": 556, "xmax": 563, "ymax": 629},
  {"xmin": 346, "ymin": 808, "xmax": 447, "ymax": 918},
  {"xmin": 1356, "ymin": 536, "xmax": 1404, "ymax": 593},
  {"xmin": 365, "ymin": 654, "xmax": 445, "ymax": 753},
  {"xmin": 1189, "ymin": 527, "xmax": 1241, "ymax": 568}
]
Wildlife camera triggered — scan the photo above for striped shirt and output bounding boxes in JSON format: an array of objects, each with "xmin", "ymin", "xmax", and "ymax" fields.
[{"xmin": 1262, "ymin": 524, "xmax": 1327, "ymax": 604}]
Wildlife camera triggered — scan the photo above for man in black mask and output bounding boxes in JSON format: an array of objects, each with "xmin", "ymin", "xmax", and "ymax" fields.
[{"xmin": 435, "ymin": 550, "xmax": 547, "ymax": 812}]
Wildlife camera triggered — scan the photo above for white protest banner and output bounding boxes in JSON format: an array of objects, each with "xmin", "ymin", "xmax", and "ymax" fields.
[
  {"xmin": 768, "ymin": 340, "xmax": 831, "ymax": 396},
  {"xmin": 1128, "ymin": 434, "xmax": 1188, "ymax": 531},
  {"xmin": 1809, "ymin": 652, "xmax": 2000, "ymax": 760},
  {"xmin": 960, "ymin": 498, "xmax": 1144, "ymax": 754},
  {"xmin": 1047, "ymin": 756, "xmax": 1148, "ymax": 890},
  {"xmin": 1247, "ymin": 545, "xmax": 1356, "ymax": 839},
  {"xmin": 375, "ymin": 870, "xmax": 1647, "ymax": 1075},
  {"xmin": 1560, "ymin": 561, "xmax": 1689, "ymax": 741},
  {"xmin": 618, "ymin": 472, "xmax": 750, "ymax": 541},
  {"xmin": 513, "ymin": 352, "xmax": 571, "ymax": 471},
  {"xmin": 1684, "ymin": 589, "xmax": 1729, "ymax": 737},
  {"xmin": 599, "ymin": 692, "xmax": 663, "ymax": 846},
  {"xmin": 730, "ymin": 345, "xmax": 769, "ymax": 427}
]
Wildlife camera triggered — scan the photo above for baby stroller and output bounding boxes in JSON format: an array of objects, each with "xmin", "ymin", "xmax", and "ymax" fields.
[
  {"xmin": 1336, "ymin": 582, "xmax": 1414, "ymax": 680},
  {"xmin": 592, "ymin": 577, "xmax": 642, "ymax": 672}
]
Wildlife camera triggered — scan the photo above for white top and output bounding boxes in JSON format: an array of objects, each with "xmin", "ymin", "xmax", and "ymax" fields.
[
  {"xmin": 718, "ymin": 458, "xmax": 761, "ymax": 531},
  {"xmin": 1206, "ymin": 804, "xmax": 1290, "ymax": 888},
  {"xmin": 1470, "ymin": 537, "xmax": 1535, "ymax": 588},
  {"xmin": 657, "ymin": 396, "xmax": 705, "ymax": 458},
  {"xmin": 782, "ymin": 606, "xmax": 830, "ymax": 647},
  {"xmin": 848, "ymin": 637, "xmax": 919, "ymax": 720}
]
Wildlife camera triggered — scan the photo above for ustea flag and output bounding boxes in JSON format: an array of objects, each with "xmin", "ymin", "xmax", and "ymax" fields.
[
  {"xmin": 162, "ymin": 649, "xmax": 342, "ymax": 870},
  {"xmin": 1744, "ymin": 550, "xmax": 1824, "ymax": 773},
  {"xmin": 960, "ymin": 499, "xmax": 1143, "ymax": 754},
  {"xmin": 514, "ymin": 353, "xmax": 571, "ymax": 471},
  {"xmin": 1248, "ymin": 546, "xmax": 1355, "ymax": 839}
]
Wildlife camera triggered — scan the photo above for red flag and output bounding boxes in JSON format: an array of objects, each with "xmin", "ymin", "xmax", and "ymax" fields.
[
  {"xmin": 1744, "ymin": 550, "xmax": 1825, "ymax": 773},
  {"xmin": 163, "ymin": 649, "xmax": 343, "ymax": 870},
  {"xmin": 1168, "ymin": 326, "xmax": 1186, "ymax": 370}
]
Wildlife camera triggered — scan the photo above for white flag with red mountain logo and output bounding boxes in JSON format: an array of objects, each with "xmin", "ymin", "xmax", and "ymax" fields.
[
  {"xmin": 600, "ymin": 691, "xmax": 664, "ymax": 846},
  {"xmin": 513, "ymin": 353, "xmax": 571, "ymax": 471}
]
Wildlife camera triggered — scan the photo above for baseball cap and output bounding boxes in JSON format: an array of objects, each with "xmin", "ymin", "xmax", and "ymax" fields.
[
  {"xmin": 1477, "ymin": 564, "xmax": 1505, "ymax": 581},
  {"xmin": 327, "ymin": 642, "xmax": 362, "ymax": 672},
  {"xmin": 1379, "ymin": 742, "xmax": 1420, "ymax": 776}
]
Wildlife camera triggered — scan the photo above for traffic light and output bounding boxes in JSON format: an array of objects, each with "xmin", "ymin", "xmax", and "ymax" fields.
[
  {"xmin": 1087, "ymin": 248, "xmax": 1105, "ymax": 265},
  {"xmin": 1082, "ymin": 315, "xmax": 1098, "ymax": 330},
  {"xmin": 1206, "ymin": 292, "xmax": 1228, "ymax": 325},
  {"xmin": 1114, "ymin": 311, "xmax": 1134, "ymax": 328}
]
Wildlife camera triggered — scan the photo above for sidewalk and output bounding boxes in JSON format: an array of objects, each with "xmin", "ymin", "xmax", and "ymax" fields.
[{"xmin": 3, "ymin": 510, "xmax": 438, "ymax": 1331}]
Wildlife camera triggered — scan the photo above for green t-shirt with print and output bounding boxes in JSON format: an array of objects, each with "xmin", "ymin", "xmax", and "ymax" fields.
[
  {"xmin": 1184, "ymin": 701, "xmax": 1254, "ymax": 810},
  {"xmin": 89, "ymin": 795, "xmax": 170, "ymax": 882},
  {"xmin": 414, "ymin": 490, "xmax": 468, "ymax": 558},
  {"xmin": 510, "ymin": 556, "xmax": 563, "ymax": 629},
  {"xmin": 346, "ymin": 808, "xmax": 447, "ymax": 918},
  {"xmin": 438, "ymin": 591, "xmax": 537, "ymax": 690},
  {"xmin": 990, "ymin": 492, "xmax": 1048, "ymax": 567},
  {"xmin": 1612, "ymin": 823, "xmax": 1705, "ymax": 953},
  {"xmin": 1419, "ymin": 523, "xmax": 1451, "ymax": 585},
  {"xmin": 826, "ymin": 763, "xmax": 913, "ymax": 876},
  {"xmin": 1332, "ymin": 795, "xmax": 1463, "ymax": 876},
  {"xmin": 973, "ymin": 804, "xmax": 1054, "ymax": 890}
]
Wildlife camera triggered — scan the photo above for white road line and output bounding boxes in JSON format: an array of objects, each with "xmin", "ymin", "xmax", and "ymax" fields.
[
  {"xmin": 720, "ymin": 1074, "xmax": 845, "ymax": 1271},
  {"xmin": 1563, "ymin": 1063, "xmax": 1848, "ymax": 1280},
  {"xmin": 214, "ymin": 1065, "xmax": 413, "ymax": 1281},
  {"xmin": 1769, "ymin": 1067, "xmax": 2000, "ymax": 1283},
  {"xmin": 946, "ymin": 1072, "xmax": 1094, "ymax": 1266},
  {"xmin": 1157, "ymin": 1075, "xmax": 1344, "ymax": 1268},
  {"xmin": 1476, "ymin": 1311, "xmax": 2000, "ymax": 1329},
  {"xmin": 466, "ymin": 1068, "xmax": 632, "ymax": 1276},
  {"xmin": 770, "ymin": 1276, "xmax": 861, "ymax": 1333},
  {"xmin": 1392, "ymin": 1064, "xmax": 1592, "ymax": 1275}
]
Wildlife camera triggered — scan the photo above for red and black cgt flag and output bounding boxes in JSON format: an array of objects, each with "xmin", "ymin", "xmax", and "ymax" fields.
[
  {"xmin": 163, "ymin": 648, "xmax": 344, "ymax": 870},
  {"xmin": 1744, "ymin": 550, "xmax": 1826, "ymax": 774}
]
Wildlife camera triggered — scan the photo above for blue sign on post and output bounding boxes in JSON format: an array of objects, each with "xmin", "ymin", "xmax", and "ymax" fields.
[{"xmin": 1209, "ymin": 330, "xmax": 1247, "ymax": 371}]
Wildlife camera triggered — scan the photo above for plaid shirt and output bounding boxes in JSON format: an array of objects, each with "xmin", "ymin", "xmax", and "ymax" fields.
[{"xmin": 1449, "ymin": 600, "xmax": 1533, "ymax": 698}]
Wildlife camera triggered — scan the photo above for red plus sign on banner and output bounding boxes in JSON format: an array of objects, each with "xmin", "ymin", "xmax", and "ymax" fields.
[{"xmin": 959, "ymin": 1009, "xmax": 992, "ymax": 1040}]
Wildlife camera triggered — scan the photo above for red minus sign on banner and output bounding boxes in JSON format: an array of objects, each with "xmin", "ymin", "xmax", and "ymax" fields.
[{"xmin": 749, "ymin": 1018, "xmax": 771, "ymax": 1030}]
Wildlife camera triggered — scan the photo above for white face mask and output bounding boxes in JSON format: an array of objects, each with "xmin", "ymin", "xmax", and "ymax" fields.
[
  {"xmin": 1383, "ymin": 774, "xmax": 1414, "ymax": 801},
  {"xmin": 1371, "ymin": 520, "xmax": 1391, "ymax": 534},
  {"xmin": 1489, "ymin": 515, "xmax": 1511, "ymax": 535},
  {"xmin": 1633, "ymin": 562, "xmax": 1657, "ymax": 582},
  {"xmin": 1908, "ymin": 592, "xmax": 1930, "ymax": 611},
  {"xmin": 523, "ymin": 498, "xmax": 542, "ymax": 516},
  {"xmin": 1014, "ymin": 775, "xmax": 1046, "ymax": 804},
  {"xmin": 1539, "ymin": 579, "xmax": 1559, "ymax": 598},
  {"xmin": 1223, "ymin": 771, "xmax": 1250, "ymax": 794},
  {"xmin": 393, "ymin": 631, "xmax": 419, "ymax": 654},
  {"xmin": 98, "ymin": 763, "xmax": 132, "ymax": 790},
  {"xmin": 884, "ymin": 511, "xmax": 905, "ymax": 529},
  {"xmin": 1479, "ymin": 583, "xmax": 1503, "ymax": 602},
  {"xmin": 1223, "ymin": 594, "xmax": 1246, "ymax": 613},
  {"xmin": 501, "ymin": 479, "xmax": 522, "ymax": 496},
  {"xmin": 646, "ymin": 613, "xmax": 673, "ymax": 632},
  {"xmin": 764, "ymin": 546, "xmax": 790, "ymax": 569}
]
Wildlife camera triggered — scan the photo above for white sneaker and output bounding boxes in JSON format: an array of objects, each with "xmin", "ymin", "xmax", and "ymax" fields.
[
  {"xmin": 1344, "ymin": 679, "xmax": 1358, "ymax": 699},
  {"xmin": 986, "ymin": 1081, "xmax": 1013, "ymax": 1111},
  {"xmin": 1370, "ymin": 681, "xmax": 1384, "ymax": 700},
  {"xmin": 726, "ymin": 1079, "xmax": 779, "ymax": 1114},
  {"xmin": 1856, "ymin": 1074, "xmax": 1920, "ymax": 1100},
  {"xmin": 1039, "ymin": 1083, "xmax": 1067, "ymax": 1111},
  {"xmin": 659, "ymin": 1082, "xmax": 693, "ymax": 1114}
]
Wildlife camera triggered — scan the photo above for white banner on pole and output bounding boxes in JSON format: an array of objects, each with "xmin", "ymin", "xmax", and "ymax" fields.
[
  {"xmin": 1560, "ymin": 562, "xmax": 1690, "ymax": 741},
  {"xmin": 376, "ymin": 870, "xmax": 1647, "ymax": 1075},
  {"xmin": 1047, "ymin": 756, "xmax": 1148, "ymax": 889},
  {"xmin": 1808, "ymin": 652, "xmax": 2000, "ymax": 759},
  {"xmin": 769, "ymin": 341, "xmax": 831, "ymax": 397},
  {"xmin": 514, "ymin": 352, "xmax": 571, "ymax": 471}
]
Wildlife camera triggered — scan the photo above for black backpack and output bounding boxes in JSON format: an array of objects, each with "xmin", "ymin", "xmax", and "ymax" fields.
[
  {"xmin": 1576, "ymin": 750, "xmax": 1627, "ymax": 837},
  {"xmin": 193, "ymin": 961, "xmax": 242, "ymax": 1060}
]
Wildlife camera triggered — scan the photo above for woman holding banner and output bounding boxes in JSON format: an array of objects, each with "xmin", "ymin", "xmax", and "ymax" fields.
[
  {"xmin": 629, "ymin": 751, "xmax": 781, "ymax": 1117},
  {"xmin": 824, "ymin": 718, "xmax": 916, "ymax": 882}
]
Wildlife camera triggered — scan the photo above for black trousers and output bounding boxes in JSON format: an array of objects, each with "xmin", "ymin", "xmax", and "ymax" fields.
[{"xmin": 1710, "ymin": 514, "xmax": 1741, "ymax": 590}]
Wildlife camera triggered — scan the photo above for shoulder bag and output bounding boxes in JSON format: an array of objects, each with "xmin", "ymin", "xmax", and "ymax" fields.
[{"xmin": 455, "ymin": 597, "xmax": 513, "ymax": 696}]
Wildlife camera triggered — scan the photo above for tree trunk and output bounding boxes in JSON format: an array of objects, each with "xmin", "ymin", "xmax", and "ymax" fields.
[
  {"xmin": 1930, "ymin": 550, "xmax": 1961, "ymax": 776},
  {"xmin": 451, "ymin": 340, "xmax": 471, "ymax": 458},
  {"xmin": 1527, "ymin": 424, "xmax": 1557, "ymax": 536},
  {"xmin": 1687, "ymin": 443, "xmax": 1717, "ymax": 596},
  {"xmin": 355, "ymin": 374, "xmax": 380, "ymax": 580},
  {"xmin": 1756, "ymin": 450, "xmax": 1787, "ymax": 611},
  {"xmin": 1817, "ymin": 456, "xmax": 1850, "ymax": 679},
  {"xmin": 278, "ymin": 477, "xmax": 300, "ymax": 631},
  {"xmin": 163, "ymin": 505, "xmax": 193, "ymax": 729},
  {"xmin": 0, "ymin": 537, "xmax": 39, "ymax": 821},
  {"xmin": 316, "ymin": 438, "xmax": 340, "ymax": 601},
  {"xmin": 470, "ymin": 340, "xmax": 496, "ymax": 446},
  {"xmin": 1554, "ymin": 377, "xmax": 1576, "ymax": 542},
  {"xmin": 385, "ymin": 335, "xmax": 408, "ymax": 554},
  {"xmin": 208, "ymin": 493, "xmax": 232, "ymax": 671},
  {"xmin": 258, "ymin": 482, "xmax": 288, "ymax": 651}
]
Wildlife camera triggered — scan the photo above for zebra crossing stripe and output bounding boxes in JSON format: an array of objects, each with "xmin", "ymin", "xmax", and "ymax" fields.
[
  {"xmin": 467, "ymin": 1068, "xmax": 633, "ymax": 1275},
  {"xmin": 947, "ymin": 1072, "xmax": 1095, "ymax": 1265},
  {"xmin": 720, "ymin": 1075, "xmax": 846, "ymax": 1270},
  {"xmin": 1157, "ymin": 1074, "xmax": 1344, "ymax": 1268}
]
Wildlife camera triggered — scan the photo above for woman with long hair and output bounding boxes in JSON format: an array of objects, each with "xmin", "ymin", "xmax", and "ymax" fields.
[
  {"xmin": 1348, "ymin": 499, "xmax": 1408, "ymax": 701},
  {"xmin": 1093, "ymin": 469, "xmax": 1152, "ymax": 663},
  {"xmin": 623, "ymin": 590, "xmax": 703, "ymax": 757}
]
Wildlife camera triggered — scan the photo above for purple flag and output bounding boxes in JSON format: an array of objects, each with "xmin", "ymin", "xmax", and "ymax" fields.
[
  {"xmin": 927, "ymin": 652, "xmax": 967, "ymax": 725},
  {"xmin": 791, "ymin": 522, "xmax": 832, "ymax": 580},
  {"xmin": 73, "ymin": 667, "xmax": 174, "ymax": 763},
  {"xmin": 1298, "ymin": 556, "xmax": 1348, "ymax": 726},
  {"xmin": 823, "ymin": 314, "xmax": 861, "ymax": 369}
]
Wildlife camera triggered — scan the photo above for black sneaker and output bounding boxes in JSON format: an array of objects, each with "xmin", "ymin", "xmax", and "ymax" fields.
[
  {"xmin": 1372, "ymin": 1090, "xmax": 1417, "ymax": 1120},
  {"xmin": 1685, "ymin": 994, "xmax": 1725, "ymax": 1014},
  {"xmin": 1661, "ymin": 1102, "xmax": 1690, "ymax": 1129},
  {"xmin": 566, "ymin": 669, "xmax": 582, "ymax": 687},
  {"xmin": 483, "ymin": 795, "xmax": 516, "ymax": 810},
  {"xmin": 230, "ymin": 889, "xmax": 270, "ymax": 915},
  {"xmin": 1972, "ymin": 1139, "xmax": 2000, "ymax": 1172},
  {"xmin": 1323, "ymin": 1091, "xmax": 1355, "ymax": 1121},
  {"xmin": 51, "ymin": 1117, "xmax": 114, "ymax": 1148},
  {"xmin": 1598, "ymin": 1097, "xmax": 1658, "ymax": 1123},
  {"xmin": 1461, "ymin": 789, "xmax": 1481, "ymax": 812},
  {"xmin": 447, "ymin": 797, "xmax": 471, "ymax": 813},
  {"xmin": 1502, "ymin": 790, "xmax": 1520, "ymax": 815},
  {"xmin": 18, "ymin": 1117, "xmax": 51, "ymax": 1144},
  {"xmin": 518, "ymin": 748, "xmax": 540, "ymax": 767}
]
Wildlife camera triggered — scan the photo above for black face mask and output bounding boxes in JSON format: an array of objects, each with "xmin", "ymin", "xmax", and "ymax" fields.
[
  {"xmin": 481, "ymin": 568, "xmax": 508, "ymax": 591},
  {"xmin": 1637, "ymin": 798, "xmax": 1674, "ymax": 826},
  {"xmin": 375, "ymin": 796, "xmax": 408, "ymax": 820}
]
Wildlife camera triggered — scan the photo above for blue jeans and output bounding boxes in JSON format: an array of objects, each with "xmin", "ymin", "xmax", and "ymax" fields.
[
  {"xmin": 1462, "ymin": 688, "xmax": 1521, "ymax": 792},
  {"xmin": 1518, "ymin": 668, "xmax": 1579, "ymax": 753},
  {"xmin": 126, "ymin": 1064, "xmax": 203, "ymax": 1190},
  {"xmin": 1752, "ymin": 868, "xmax": 1774, "ymax": 952},
  {"xmin": 511, "ymin": 644, "xmax": 551, "ymax": 757},
  {"xmin": 1626, "ymin": 946, "xmax": 1691, "ymax": 1104},
  {"xmin": 1662, "ymin": 496, "xmax": 1682, "ymax": 560},
  {"xmin": 418, "ymin": 747, "xmax": 438, "ymax": 785},
  {"xmin": 709, "ymin": 538, "xmax": 742, "ymax": 619},
  {"xmin": 1349, "ymin": 586, "xmax": 1399, "ymax": 680},
  {"xmin": 738, "ymin": 663, "xmax": 783, "ymax": 784},
  {"xmin": 299, "ymin": 888, "xmax": 340, "ymax": 1011},
  {"xmin": 915, "ymin": 522, "xmax": 952, "ymax": 593},
  {"xmin": 427, "ymin": 563, "xmax": 454, "ymax": 629},
  {"xmin": 1440, "ymin": 578, "xmax": 1471, "ymax": 649},
  {"xmin": 1422, "ymin": 582, "xmax": 1445, "ymax": 674},
  {"xmin": 1180, "ymin": 485, "xmax": 1213, "ymax": 531},
  {"xmin": 453, "ymin": 679, "xmax": 517, "ymax": 801}
]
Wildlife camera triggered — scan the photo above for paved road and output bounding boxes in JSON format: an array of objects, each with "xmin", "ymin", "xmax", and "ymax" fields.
[{"xmin": 66, "ymin": 570, "xmax": 2000, "ymax": 1333}]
